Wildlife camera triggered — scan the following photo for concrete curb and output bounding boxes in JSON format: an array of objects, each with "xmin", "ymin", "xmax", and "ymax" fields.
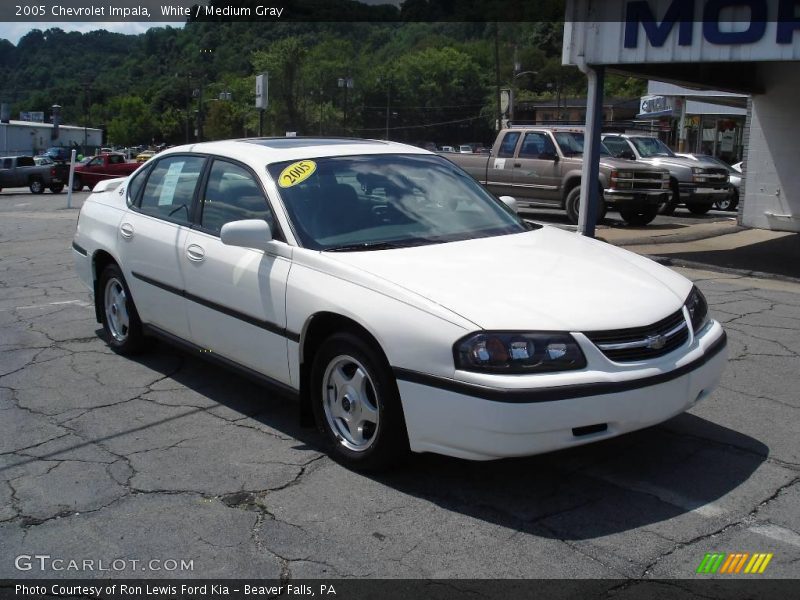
[
  {"xmin": 598, "ymin": 223, "xmax": 743, "ymax": 246},
  {"xmin": 648, "ymin": 254, "xmax": 800, "ymax": 285}
]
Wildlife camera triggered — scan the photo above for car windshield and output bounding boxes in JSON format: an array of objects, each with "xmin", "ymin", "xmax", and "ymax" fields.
[
  {"xmin": 631, "ymin": 137, "xmax": 675, "ymax": 158},
  {"xmin": 552, "ymin": 132, "xmax": 611, "ymax": 156},
  {"xmin": 267, "ymin": 154, "xmax": 528, "ymax": 251}
]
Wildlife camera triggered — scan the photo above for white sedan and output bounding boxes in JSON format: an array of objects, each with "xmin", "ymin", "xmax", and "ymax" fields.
[{"xmin": 72, "ymin": 138, "xmax": 727, "ymax": 470}]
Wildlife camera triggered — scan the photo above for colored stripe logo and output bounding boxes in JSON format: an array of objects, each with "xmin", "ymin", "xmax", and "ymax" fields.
[{"xmin": 696, "ymin": 553, "xmax": 773, "ymax": 574}]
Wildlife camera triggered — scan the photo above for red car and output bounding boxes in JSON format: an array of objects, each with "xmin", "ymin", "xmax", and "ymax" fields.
[{"xmin": 72, "ymin": 153, "xmax": 139, "ymax": 191}]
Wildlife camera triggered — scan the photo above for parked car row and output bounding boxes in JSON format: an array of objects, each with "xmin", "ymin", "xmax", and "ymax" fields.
[
  {"xmin": 436, "ymin": 144, "xmax": 490, "ymax": 154},
  {"xmin": 446, "ymin": 127, "xmax": 672, "ymax": 226}
]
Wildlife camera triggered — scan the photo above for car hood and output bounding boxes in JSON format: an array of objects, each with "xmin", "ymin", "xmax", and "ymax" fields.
[
  {"xmin": 639, "ymin": 155, "xmax": 717, "ymax": 170},
  {"xmin": 326, "ymin": 227, "xmax": 692, "ymax": 331},
  {"xmin": 599, "ymin": 156, "xmax": 666, "ymax": 172}
]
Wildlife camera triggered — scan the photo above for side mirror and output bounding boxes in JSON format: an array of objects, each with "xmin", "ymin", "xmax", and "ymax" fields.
[
  {"xmin": 541, "ymin": 151, "xmax": 559, "ymax": 161},
  {"xmin": 498, "ymin": 195, "xmax": 518, "ymax": 213},
  {"xmin": 220, "ymin": 219, "xmax": 273, "ymax": 251},
  {"xmin": 618, "ymin": 150, "xmax": 636, "ymax": 160}
]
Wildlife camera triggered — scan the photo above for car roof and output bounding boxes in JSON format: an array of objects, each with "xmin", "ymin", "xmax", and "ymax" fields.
[{"xmin": 157, "ymin": 137, "xmax": 429, "ymax": 167}]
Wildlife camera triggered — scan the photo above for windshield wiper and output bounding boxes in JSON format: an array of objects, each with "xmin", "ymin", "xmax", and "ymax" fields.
[{"xmin": 324, "ymin": 241, "xmax": 410, "ymax": 252}]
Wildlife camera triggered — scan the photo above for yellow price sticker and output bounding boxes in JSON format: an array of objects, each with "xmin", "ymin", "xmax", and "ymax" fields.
[{"xmin": 278, "ymin": 160, "xmax": 317, "ymax": 188}]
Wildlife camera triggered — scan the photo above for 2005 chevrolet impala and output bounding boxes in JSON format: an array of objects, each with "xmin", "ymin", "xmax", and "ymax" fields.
[{"xmin": 72, "ymin": 138, "xmax": 727, "ymax": 470}]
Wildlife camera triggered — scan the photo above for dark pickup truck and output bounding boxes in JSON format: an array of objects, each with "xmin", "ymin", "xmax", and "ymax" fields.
[
  {"xmin": 0, "ymin": 155, "xmax": 68, "ymax": 194},
  {"xmin": 72, "ymin": 153, "xmax": 140, "ymax": 191},
  {"xmin": 446, "ymin": 127, "xmax": 671, "ymax": 225}
]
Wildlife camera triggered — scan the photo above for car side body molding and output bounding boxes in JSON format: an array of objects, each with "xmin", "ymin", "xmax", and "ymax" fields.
[{"xmin": 132, "ymin": 271, "xmax": 301, "ymax": 343}]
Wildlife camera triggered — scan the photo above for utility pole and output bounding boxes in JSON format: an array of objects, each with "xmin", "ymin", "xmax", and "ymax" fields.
[
  {"xmin": 494, "ymin": 22, "xmax": 502, "ymax": 130},
  {"xmin": 338, "ymin": 77, "xmax": 353, "ymax": 134},
  {"xmin": 385, "ymin": 80, "xmax": 391, "ymax": 140},
  {"xmin": 82, "ymin": 79, "xmax": 92, "ymax": 155}
]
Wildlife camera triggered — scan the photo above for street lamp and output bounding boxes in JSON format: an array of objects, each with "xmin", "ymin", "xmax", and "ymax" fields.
[{"xmin": 510, "ymin": 70, "xmax": 537, "ymax": 124}]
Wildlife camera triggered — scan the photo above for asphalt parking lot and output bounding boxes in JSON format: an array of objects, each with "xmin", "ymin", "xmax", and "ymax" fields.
[{"xmin": 0, "ymin": 189, "xmax": 798, "ymax": 582}]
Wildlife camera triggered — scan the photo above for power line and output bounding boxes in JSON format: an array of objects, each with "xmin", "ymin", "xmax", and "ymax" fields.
[
  {"xmin": 355, "ymin": 115, "xmax": 484, "ymax": 132},
  {"xmin": 361, "ymin": 102, "xmax": 485, "ymax": 110}
]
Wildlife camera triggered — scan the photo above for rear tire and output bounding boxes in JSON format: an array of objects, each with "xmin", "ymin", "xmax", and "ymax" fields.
[
  {"xmin": 687, "ymin": 203, "xmax": 712, "ymax": 215},
  {"xmin": 311, "ymin": 332, "xmax": 408, "ymax": 471},
  {"xmin": 98, "ymin": 264, "xmax": 146, "ymax": 355},
  {"xmin": 29, "ymin": 179, "xmax": 44, "ymax": 194},
  {"xmin": 620, "ymin": 205, "xmax": 659, "ymax": 226}
]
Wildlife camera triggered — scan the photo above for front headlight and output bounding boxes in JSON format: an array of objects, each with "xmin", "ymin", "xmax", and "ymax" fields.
[
  {"xmin": 454, "ymin": 332, "xmax": 586, "ymax": 374},
  {"xmin": 685, "ymin": 286, "xmax": 710, "ymax": 333}
]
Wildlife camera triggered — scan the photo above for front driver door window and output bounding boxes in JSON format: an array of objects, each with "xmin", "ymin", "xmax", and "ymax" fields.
[
  {"xmin": 181, "ymin": 158, "xmax": 291, "ymax": 383},
  {"xmin": 512, "ymin": 132, "xmax": 560, "ymax": 204}
]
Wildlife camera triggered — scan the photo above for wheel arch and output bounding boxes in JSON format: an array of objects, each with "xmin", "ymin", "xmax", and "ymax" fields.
[
  {"xmin": 297, "ymin": 311, "xmax": 389, "ymax": 427},
  {"xmin": 561, "ymin": 174, "xmax": 582, "ymax": 207},
  {"xmin": 91, "ymin": 250, "xmax": 121, "ymax": 323}
]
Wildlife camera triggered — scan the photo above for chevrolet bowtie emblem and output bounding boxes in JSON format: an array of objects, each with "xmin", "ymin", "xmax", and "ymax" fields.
[{"xmin": 646, "ymin": 334, "xmax": 667, "ymax": 350}]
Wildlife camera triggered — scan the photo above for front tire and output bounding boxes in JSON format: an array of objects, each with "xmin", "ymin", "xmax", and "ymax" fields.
[
  {"xmin": 72, "ymin": 176, "xmax": 83, "ymax": 192},
  {"xmin": 29, "ymin": 179, "xmax": 44, "ymax": 194},
  {"xmin": 659, "ymin": 180, "xmax": 680, "ymax": 215},
  {"xmin": 620, "ymin": 205, "xmax": 659, "ymax": 226},
  {"xmin": 564, "ymin": 185, "xmax": 606, "ymax": 225},
  {"xmin": 99, "ymin": 264, "xmax": 145, "ymax": 355},
  {"xmin": 715, "ymin": 190, "xmax": 738, "ymax": 212},
  {"xmin": 311, "ymin": 332, "xmax": 408, "ymax": 471},
  {"xmin": 50, "ymin": 185, "xmax": 64, "ymax": 194}
]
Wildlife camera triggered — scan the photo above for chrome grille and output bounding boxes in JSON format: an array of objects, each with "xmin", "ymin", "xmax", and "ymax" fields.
[
  {"xmin": 584, "ymin": 309, "xmax": 689, "ymax": 362},
  {"xmin": 625, "ymin": 171, "xmax": 668, "ymax": 190}
]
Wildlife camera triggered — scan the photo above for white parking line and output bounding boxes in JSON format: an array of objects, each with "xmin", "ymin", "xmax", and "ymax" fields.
[
  {"xmin": 14, "ymin": 203, "xmax": 30, "ymax": 207},
  {"xmin": 749, "ymin": 524, "xmax": 800, "ymax": 548},
  {"xmin": 588, "ymin": 473, "xmax": 726, "ymax": 517},
  {"xmin": 12, "ymin": 299, "xmax": 93, "ymax": 311}
]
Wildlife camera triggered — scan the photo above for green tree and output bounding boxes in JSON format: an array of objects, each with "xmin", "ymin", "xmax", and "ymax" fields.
[
  {"xmin": 106, "ymin": 96, "xmax": 155, "ymax": 146},
  {"xmin": 252, "ymin": 37, "xmax": 309, "ymax": 132}
]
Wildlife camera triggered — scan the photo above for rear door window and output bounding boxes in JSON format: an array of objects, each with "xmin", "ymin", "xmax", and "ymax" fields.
[
  {"xmin": 497, "ymin": 132, "xmax": 521, "ymax": 158},
  {"xmin": 139, "ymin": 155, "xmax": 205, "ymax": 225}
]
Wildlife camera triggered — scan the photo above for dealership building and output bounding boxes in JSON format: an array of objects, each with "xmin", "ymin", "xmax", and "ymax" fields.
[
  {"xmin": 564, "ymin": 0, "xmax": 800, "ymax": 233},
  {"xmin": 0, "ymin": 118, "xmax": 102, "ymax": 157}
]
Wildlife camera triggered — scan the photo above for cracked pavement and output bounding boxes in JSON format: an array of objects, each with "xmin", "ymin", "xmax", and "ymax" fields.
[{"xmin": 0, "ymin": 192, "xmax": 798, "ymax": 581}]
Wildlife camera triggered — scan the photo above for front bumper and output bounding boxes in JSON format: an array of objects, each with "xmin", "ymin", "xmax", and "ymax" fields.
[
  {"xmin": 396, "ymin": 325, "xmax": 727, "ymax": 460},
  {"xmin": 679, "ymin": 184, "xmax": 729, "ymax": 204},
  {"xmin": 603, "ymin": 189, "xmax": 669, "ymax": 208}
]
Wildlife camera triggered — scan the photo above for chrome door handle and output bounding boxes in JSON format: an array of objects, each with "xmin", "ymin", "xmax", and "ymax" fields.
[
  {"xmin": 186, "ymin": 244, "xmax": 206, "ymax": 262},
  {"xmin": 120, "ymin": 222, "xmax": 134, "ymax": 239}
]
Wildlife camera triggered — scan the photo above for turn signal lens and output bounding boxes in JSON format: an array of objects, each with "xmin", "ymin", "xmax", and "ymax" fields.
[{"xmin": 685, "ymin": 286, "xmax": 710, "ymax": 333}]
